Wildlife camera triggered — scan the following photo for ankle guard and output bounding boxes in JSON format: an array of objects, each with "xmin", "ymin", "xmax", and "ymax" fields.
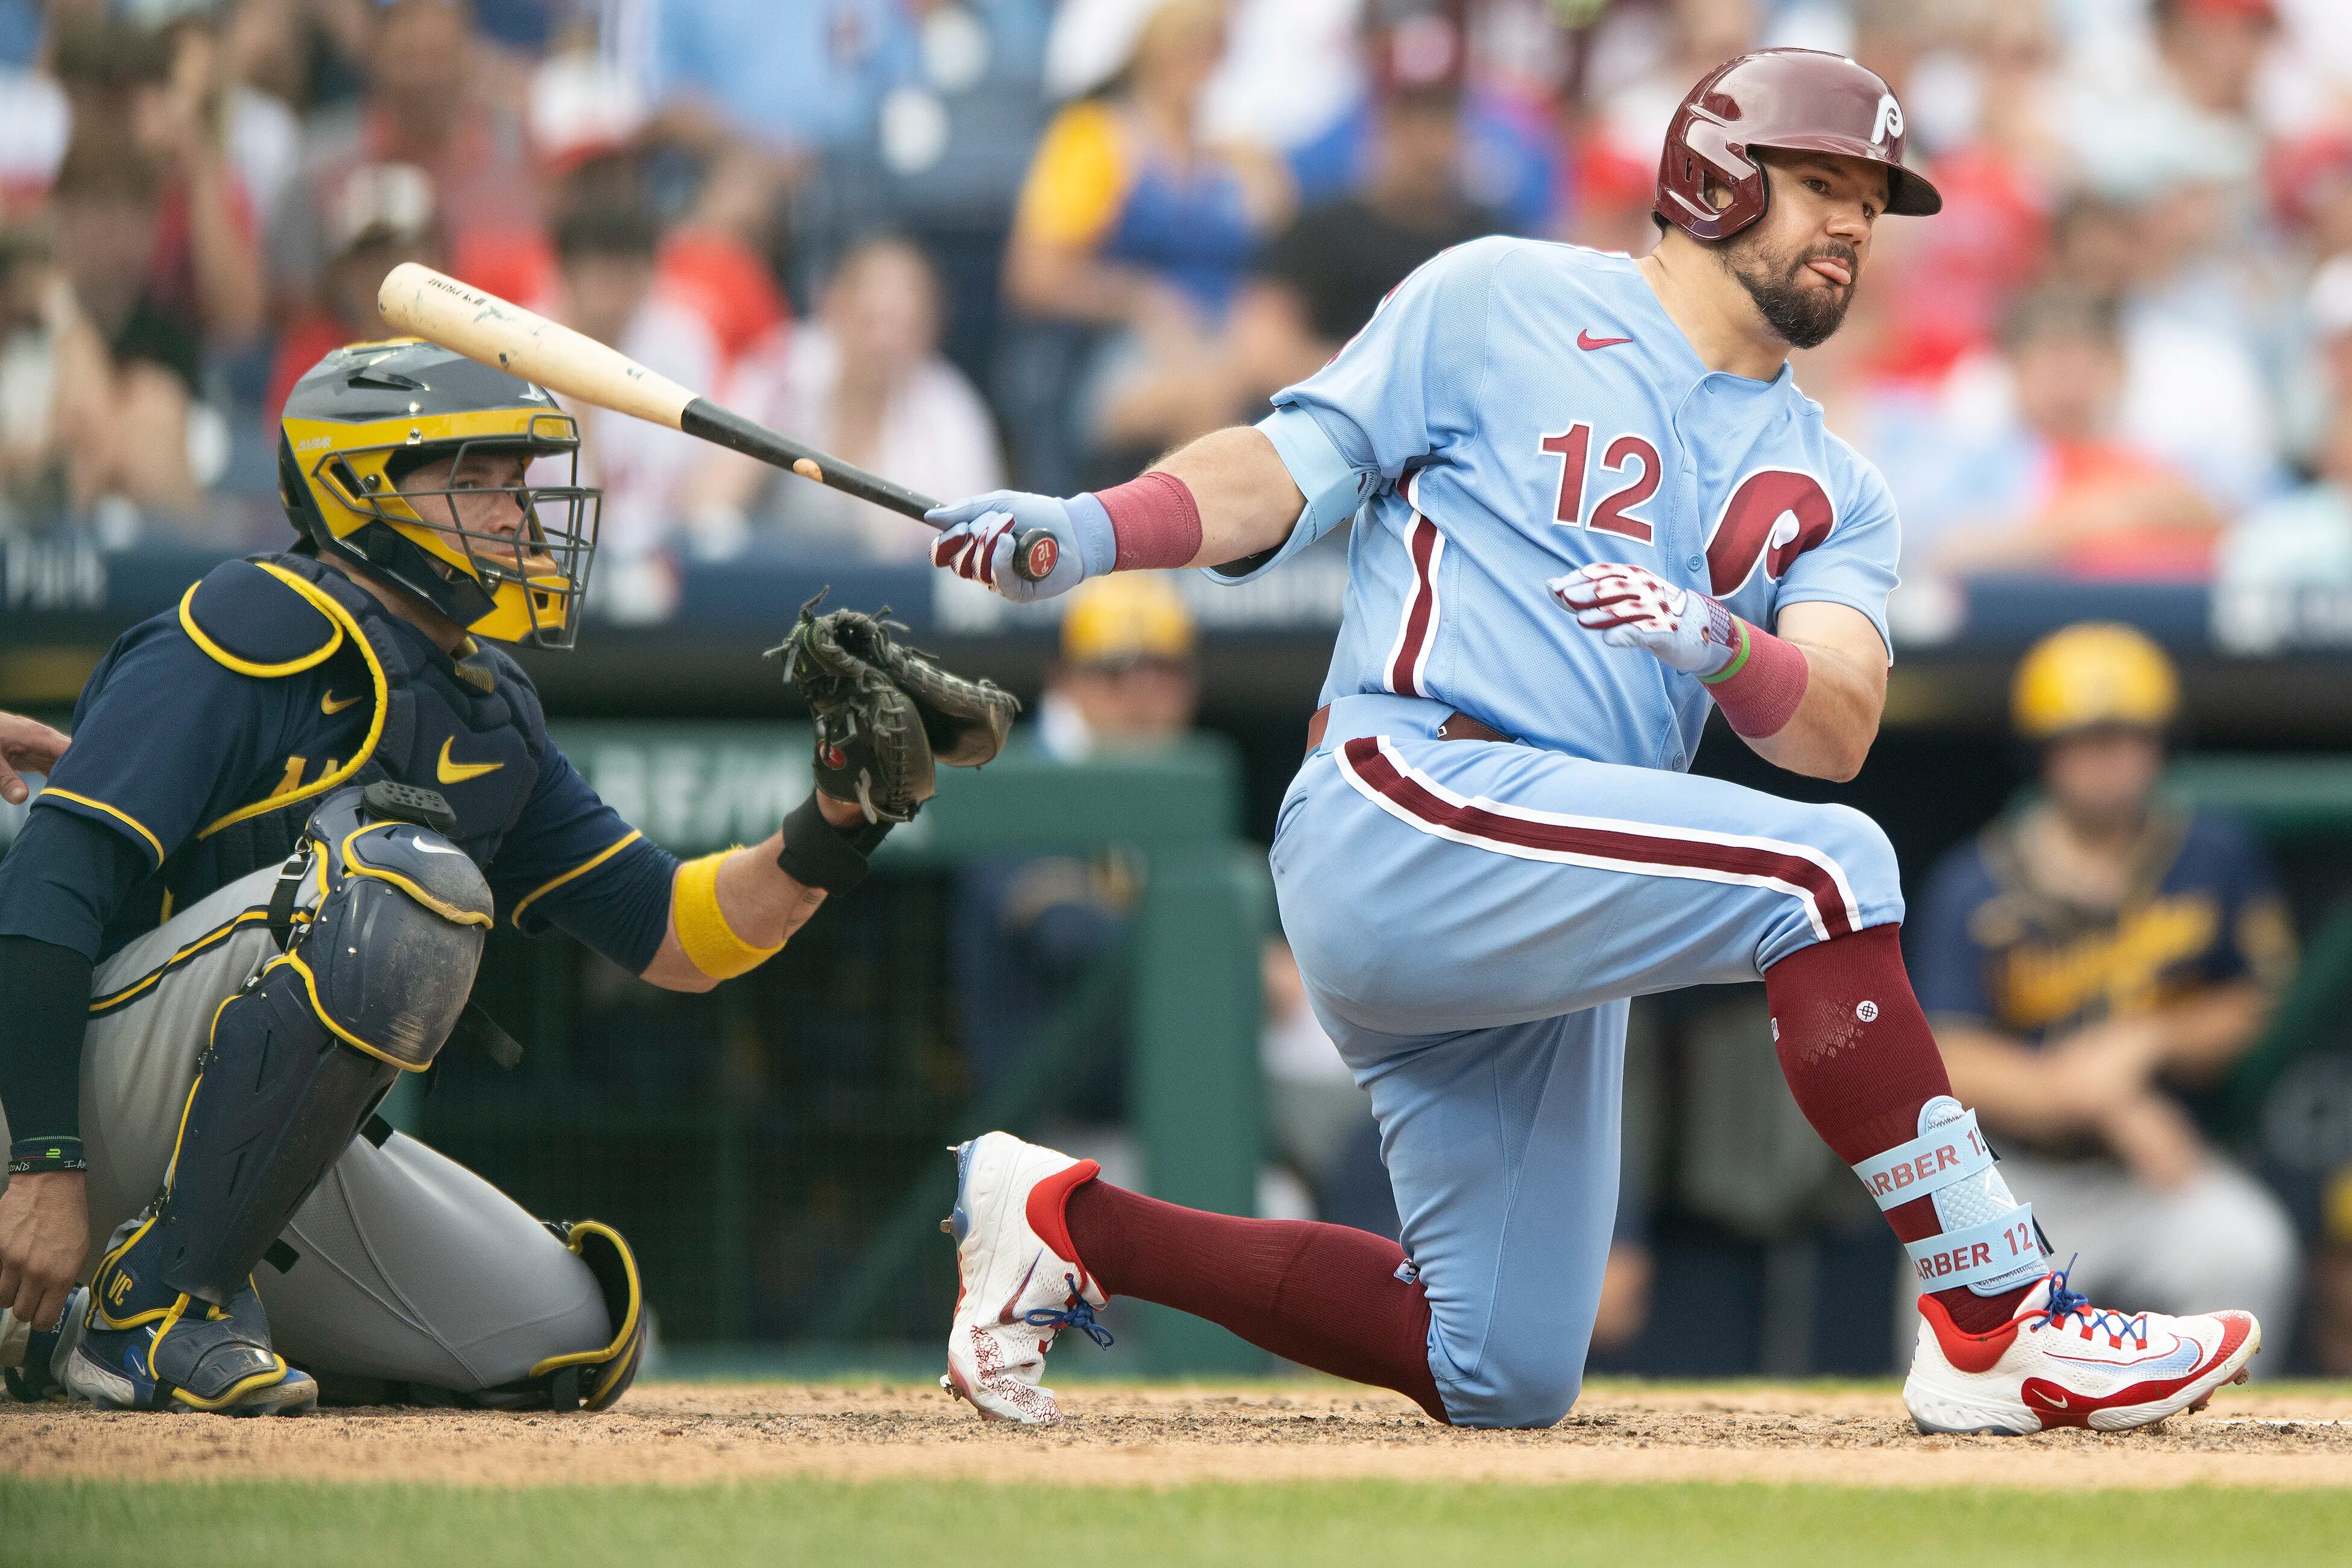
[
  {"xmin": 1854, "ymin": 1099, "xmax": 2048, "ymax": 1295},
  {"xmin": 154, "ymin": 785, "xmax": 492, "ymax": 1304}
]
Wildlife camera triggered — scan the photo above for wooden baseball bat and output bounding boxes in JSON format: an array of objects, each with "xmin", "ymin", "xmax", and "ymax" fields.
[{"xmin": 375, "ymin": 262, "xmax": 1058, "ymax": 583}]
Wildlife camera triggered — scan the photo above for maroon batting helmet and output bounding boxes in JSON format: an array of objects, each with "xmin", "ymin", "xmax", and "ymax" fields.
[{"xmin": 1655, "ymin": 49, "xmax": 1941, "ymax": 243}]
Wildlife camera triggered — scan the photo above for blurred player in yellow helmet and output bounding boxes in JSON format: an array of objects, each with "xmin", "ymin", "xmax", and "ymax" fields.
[
  {"xmin": 1908, "ymin": 623, "xmax": 2301, "ymax": 1344},
  {"xmin": 1035, "ymin": 574, "xmax": 1200, "ymax": 759}
]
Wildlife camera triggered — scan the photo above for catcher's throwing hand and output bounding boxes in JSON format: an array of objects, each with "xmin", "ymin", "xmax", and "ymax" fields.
[
  {"xmin": 926, "ymin": 490, "xmax": 1113, "ymax": 603},
  {"xmin": 0, "ymin": 710, "xmax": 68, "ymax": 805},
  {"xmin": 1549, "ymin": 562, "xmax": 1742, "ymax": 678},
  {"xmin": 771, "ymin": 598, "xmax": 1019, "ymax": 824}
]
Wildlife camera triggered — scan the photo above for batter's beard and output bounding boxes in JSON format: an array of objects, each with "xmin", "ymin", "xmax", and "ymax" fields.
[{"xmin": 1718, "ymin": 235, "xmax": 1857, "ymax": 350}]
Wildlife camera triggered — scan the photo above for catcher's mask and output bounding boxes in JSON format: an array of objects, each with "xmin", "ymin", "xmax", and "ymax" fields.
[{"xmin": 277, "ymin": 338, "xmax": 601, "ymax": 649}]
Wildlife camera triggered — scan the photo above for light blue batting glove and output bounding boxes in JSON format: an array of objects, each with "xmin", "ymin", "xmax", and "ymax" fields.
[{"xmin": 925, "ymin": 490, "xmax": 1114, "ymax": 604}]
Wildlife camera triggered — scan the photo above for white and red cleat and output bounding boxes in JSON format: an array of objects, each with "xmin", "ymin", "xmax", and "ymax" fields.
[
  {"xmin": 1903, "ymin": 1269, "xmax": 2260, "ymax": 1434},
  {"xmin": 940, "ymin": 1131, "xmax": 1112, "ymax": 1424}
]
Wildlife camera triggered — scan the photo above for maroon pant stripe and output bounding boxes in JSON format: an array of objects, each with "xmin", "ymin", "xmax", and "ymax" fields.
[{"xmin": 1344, "ymin": 737, "xmax": 1854, "ymax": 938}]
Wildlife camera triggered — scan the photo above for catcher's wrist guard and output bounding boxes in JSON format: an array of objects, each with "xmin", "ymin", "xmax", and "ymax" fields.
[{"xmin": 775, "ymin": 789, "xmax": 891, "ymax": 894}]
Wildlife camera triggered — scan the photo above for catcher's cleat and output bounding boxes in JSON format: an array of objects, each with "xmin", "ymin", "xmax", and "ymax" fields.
[
  {"xmin": 941, "ymin": 1131, "xmax": 1111, "ymax": 1424},
  {"xmin": 1903, "ymin": 1266, "xmax": 2258, "ymax": 1435},
  {"xmin": 66, "ymin": 1214, "xmax": 317, "ymax": 1416}
]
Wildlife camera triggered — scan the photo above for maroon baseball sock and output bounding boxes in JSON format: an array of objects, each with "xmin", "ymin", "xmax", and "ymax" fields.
[
  {"xmin": 1763, "ymin": 924, "xmax": 2035, "ymax": 1333},
  {"xmin": 1058, "ymin": 1178, "xmax": 1450, "ymax": 1422}
]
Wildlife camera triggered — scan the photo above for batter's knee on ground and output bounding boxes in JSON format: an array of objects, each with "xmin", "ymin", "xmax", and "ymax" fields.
[{"xmin": 1437, "ymin": 1347, "xmax": 1585, "ymax": 1430}]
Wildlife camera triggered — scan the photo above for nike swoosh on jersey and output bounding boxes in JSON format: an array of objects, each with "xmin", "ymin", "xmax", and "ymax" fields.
[
  {"xmin": 320, "ymin": 690, "xmax": 364, "ymax": 715},
  {"xmin": 436, "ymin": 737, "xmax": 504, "ymax": 785},
  {"xmin": 1577, "ymin": 330, "xmax": 1633, "ymax": 350}
]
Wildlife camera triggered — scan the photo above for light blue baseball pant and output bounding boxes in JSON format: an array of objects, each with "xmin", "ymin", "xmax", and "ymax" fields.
[{"xmin": 1270, "ymin": 694, "xmax": 1906, "ymax": 1428}]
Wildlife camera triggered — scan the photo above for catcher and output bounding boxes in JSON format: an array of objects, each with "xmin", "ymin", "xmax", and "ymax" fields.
[{"xmin": 0, "ymin": 338, "xmax": 1013, "ymax": 1414}]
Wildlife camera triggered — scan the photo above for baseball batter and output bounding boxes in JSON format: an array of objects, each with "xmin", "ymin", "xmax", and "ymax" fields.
[
  {"xmin": 0, "ymin": 338, "xmax": 1013, "ymax": 1413},
  {"xmin": 926, "ymin": 51, "xmax": 2262, "ymax": 1433}
]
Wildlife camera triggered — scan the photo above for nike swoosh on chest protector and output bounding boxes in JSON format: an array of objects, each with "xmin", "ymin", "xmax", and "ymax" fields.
[{"xmin": 436, "ymin": 737, "xmax": 504, "ymax": 784}]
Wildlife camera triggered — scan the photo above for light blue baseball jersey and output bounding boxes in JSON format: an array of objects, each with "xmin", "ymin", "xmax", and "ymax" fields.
[
  {"xmin": 1228, "ymin": 237, "xmax": 1914, "ymax": 1428},
  {"xmin": 1228, "ymin": 236, "xmax": 1901, "ymax": 770}
]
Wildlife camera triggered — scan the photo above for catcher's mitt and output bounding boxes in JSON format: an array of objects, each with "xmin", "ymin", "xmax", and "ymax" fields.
[
  {"xmin": 855, "ymin": 617, "xmax": 1020, "ymax": 768},
  {"xmin": 769, "ymin": 598, "xmax": 1019, "ymax": 823}
]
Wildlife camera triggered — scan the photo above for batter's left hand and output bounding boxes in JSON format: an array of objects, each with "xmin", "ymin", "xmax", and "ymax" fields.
[
  {"xmin": 0, "ymin": 710, "xmax": 69, "ymax": 805},
  {"xmin": 1549, "ymin": 562, "xmax": 1740, "ymax": 678}
]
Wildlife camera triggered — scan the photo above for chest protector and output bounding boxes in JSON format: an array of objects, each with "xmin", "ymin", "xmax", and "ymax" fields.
[{"xmin": 157, "ymin": 552, "xmax": 546, "ymax": 920}]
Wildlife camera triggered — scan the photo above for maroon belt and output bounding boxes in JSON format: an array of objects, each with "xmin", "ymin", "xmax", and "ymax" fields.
[{"xmin": 1304, "ymin": 704, "xmax": 1513, "ymax": 757}]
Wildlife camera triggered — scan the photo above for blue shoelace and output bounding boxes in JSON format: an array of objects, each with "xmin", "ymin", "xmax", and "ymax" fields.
[
  {"xmin": 2031, "ymin": 1260, "xmax": 2150, "ymax": 1344},
  {"xmin": 1023, "ymin": 1277, "xmax": 1115, "ymax": 1348}
]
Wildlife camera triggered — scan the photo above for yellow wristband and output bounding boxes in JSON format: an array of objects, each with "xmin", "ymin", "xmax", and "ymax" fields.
[{"xmin": 673, "ymin": 849, "xmax": 782, "ymax": 980}]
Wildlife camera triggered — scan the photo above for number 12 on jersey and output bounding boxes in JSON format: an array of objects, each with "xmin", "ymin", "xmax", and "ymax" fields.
[{"xmin": 1540, "ymin": 423, "xmax": 1661, "ymax": 545}]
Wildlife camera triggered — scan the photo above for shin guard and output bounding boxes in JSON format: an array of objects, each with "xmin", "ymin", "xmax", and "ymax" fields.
[{"xmin": 153, "ymin": 785, "xmax": 491, "ymax": 1304}]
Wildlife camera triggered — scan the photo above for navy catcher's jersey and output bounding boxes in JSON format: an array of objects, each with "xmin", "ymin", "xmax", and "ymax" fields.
[{"xmin": 8, "ymin": 553, "xmax": 674, "ymax": 969}]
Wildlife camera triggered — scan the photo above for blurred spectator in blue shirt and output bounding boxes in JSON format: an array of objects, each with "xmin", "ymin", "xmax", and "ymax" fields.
[
  {"xmin": 1911, "ymin": 624, "xmax": 2300, "ymax": 1337},
  {"xmin": 643, "ymin": 0, "xmax": 915, "ymax": 160},
  {"xmin": 1002, "ymin": 0, "xmax": 1291, "ymax": 478},
  {"xmin": 809, "ymin": 0, "xmax": 1057, "ymax": 396},
  {"xmin": 1227, "ymin": 5, "xmax": 1500, "ymax": 403},
  {"xmin": 1285, "ymin": 4, "xmax": 1558, "ymax": 236}
]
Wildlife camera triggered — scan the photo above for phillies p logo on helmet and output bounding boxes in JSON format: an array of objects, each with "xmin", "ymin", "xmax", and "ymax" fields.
[{"xmin": 1872, "ymin": 93, "xmax": 1904, "ymax": 146}]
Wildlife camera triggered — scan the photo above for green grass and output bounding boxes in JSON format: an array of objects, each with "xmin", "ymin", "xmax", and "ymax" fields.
[{"xmin": 8, "ymin": 1478, "xmax": 2350, "ymax": 1567}]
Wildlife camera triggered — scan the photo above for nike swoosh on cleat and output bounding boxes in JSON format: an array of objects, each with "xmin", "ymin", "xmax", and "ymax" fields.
[
  {"xmin": 1577, "ymin": 330, "xmax": 1633, "ymax": 350},
  {"xmin": 2041, "ymin": 1391, "xmax": 2069, "ymax": 1408},
  {"xmin": 2047, "ymin": 1337, "xmax": 2204, "ymax": 1378},
  {"xmin": 996, "ymin": 1253, "xmax": 1042, "ymax": 1325}
]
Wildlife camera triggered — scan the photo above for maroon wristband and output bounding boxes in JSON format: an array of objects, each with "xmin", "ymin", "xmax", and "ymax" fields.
[
  {"xmin": 1703, "ymin": 618, "xmax": 1809, "ymax": 738},
  {"xmin": 1095, "ymin": 471, "xmax": 1204, "ymax": 572}
]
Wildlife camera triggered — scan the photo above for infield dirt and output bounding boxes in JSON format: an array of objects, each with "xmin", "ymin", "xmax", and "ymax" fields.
[{"xmin": 5, "ymin": 1381, "xmax": 2351, "ymax": 1490}]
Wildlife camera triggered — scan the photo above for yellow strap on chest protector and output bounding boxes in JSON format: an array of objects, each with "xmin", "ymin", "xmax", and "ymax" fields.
[{"xmin": 673, "ymin": 849, "xmax": 780, "ymax": 979}]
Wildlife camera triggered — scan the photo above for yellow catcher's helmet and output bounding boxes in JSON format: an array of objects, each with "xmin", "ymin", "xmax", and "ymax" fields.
[
  {"xmin": 1059, "ymin": 573, "xmax": 1197, "ymax": 668},
  {"xmin": 2011, "ymin": 623, "xmax": 2180, "ymax": 741},
  {"xmin": 277, "ymin": 338, "xmax": 600, "ymax": 648}
]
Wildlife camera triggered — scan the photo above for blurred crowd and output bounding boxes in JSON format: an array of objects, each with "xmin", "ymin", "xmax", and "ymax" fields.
[{"xmin": 13, "ymin": 0, "xmax": 2352, "ymax": 616}]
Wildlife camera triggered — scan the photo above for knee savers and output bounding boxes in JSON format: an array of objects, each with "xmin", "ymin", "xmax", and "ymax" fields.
[
  {"xmin": 511, "ymin": 1220, "xmax": 646, "ymax": 1412},
  {"xmin": 156, "ymin": 785, "xmax": 492, "ymax": 1304}
]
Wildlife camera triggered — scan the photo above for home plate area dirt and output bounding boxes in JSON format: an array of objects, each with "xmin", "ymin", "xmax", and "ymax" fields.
[{"xmin": 6, "ymin": 1382, "xmax": 2351, "ymax": 1490}]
